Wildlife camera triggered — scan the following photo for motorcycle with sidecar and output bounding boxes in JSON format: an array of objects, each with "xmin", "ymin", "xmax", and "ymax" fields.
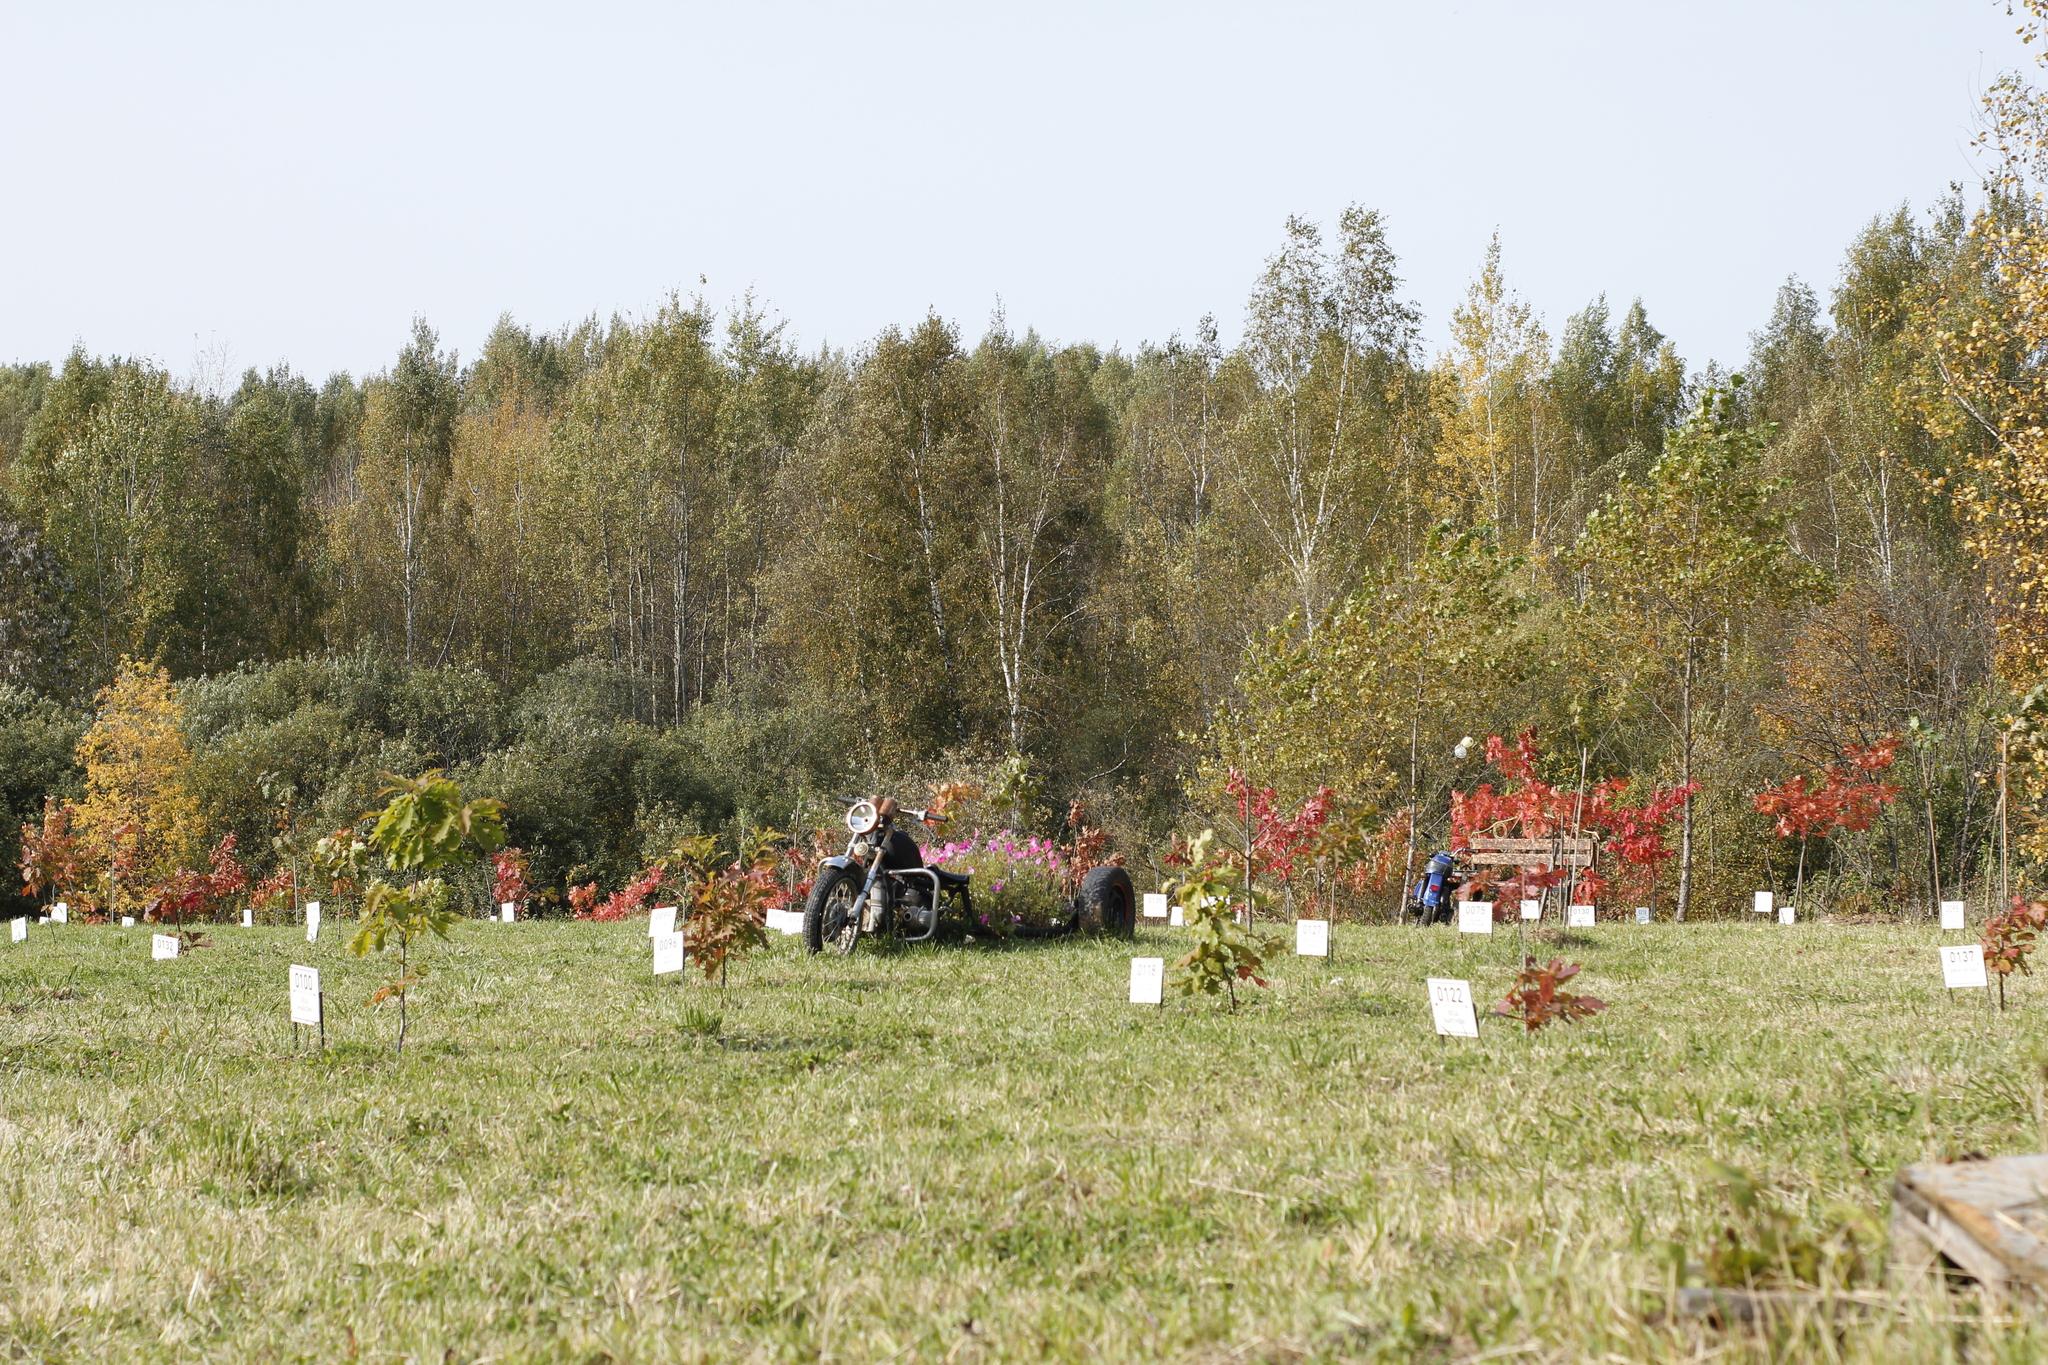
[{"xmin": 802, "ymin": 795, "xmax": 1136, "ymax": 954}]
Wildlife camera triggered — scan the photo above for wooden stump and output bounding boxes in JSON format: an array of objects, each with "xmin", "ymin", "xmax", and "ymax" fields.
[{"xmin": 1891, "ymin": 1153, "xmax": 2048, "ymax": 1306}]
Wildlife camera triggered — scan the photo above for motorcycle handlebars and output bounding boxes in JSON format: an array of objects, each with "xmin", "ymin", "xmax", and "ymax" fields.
[{"xmin": 830, "ymin": 796, "xmax": 949, "ymax": 824}]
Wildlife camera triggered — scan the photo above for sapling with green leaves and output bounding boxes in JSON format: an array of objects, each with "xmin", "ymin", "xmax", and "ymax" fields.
[
  {"xmin": 1167, "ymin": 829, "xmax": 1282, "ymax": 1010},
  {"xmin": 349, "ymin": 771, "xmax": 505, "ymax": 1053}
]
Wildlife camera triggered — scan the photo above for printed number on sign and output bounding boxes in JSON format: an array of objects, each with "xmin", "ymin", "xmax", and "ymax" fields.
[
  {"xmin": 1426, "ymin": 977, "xmax": 1479, "ymax": 1038},
  {"xmin": 1940, "ymin": 944, "xmax": 1988, "ymax": 989}
]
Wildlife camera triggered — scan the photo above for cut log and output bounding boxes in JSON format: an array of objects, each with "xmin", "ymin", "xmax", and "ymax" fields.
[{"xmin": 1890, "ymin": 1154, "xmax": 2048, "ymax": 1307}]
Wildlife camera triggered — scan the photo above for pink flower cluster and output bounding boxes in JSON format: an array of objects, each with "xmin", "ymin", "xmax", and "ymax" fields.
[{"xmin": 928, "ymin": 832, "xmax": 1064, "ymax": 873}]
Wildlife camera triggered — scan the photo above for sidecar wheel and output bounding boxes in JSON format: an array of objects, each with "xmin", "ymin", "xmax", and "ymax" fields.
[
  {"xmin": 803, "ymin": 865, "xmax": 864, "ymax": 956},
  {"xmin": 1074, "ymin": 866, "xmax": 1135, "ymax": 938}
]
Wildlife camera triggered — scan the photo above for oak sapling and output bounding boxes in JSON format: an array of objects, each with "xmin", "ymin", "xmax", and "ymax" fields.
[
  {"xmin": 349, "ymin": 770, "xmax": 506, "ymax": 1053},
  {"xmin": 1167, "ymin": 829, "xmax": 1282, "ymax": 1010},
  {"xmin": 673, "ymin": 830, "xmax": 778, "ymax": 986},
  {"xmin": 1492, "ymin": 956, "xmax": 1608, "ymax": 1032},
  {"xmin": 1982, "ymin": 898, "xmax": 2048, "ymax": 1010}
]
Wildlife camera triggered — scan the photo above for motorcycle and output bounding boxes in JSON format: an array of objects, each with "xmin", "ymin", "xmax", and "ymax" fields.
[
  {"xmin": 1405, "ymin": 849, "xmax": 1469, "ymax": 925},
  {"xmin": 802, "ymin": 795, "xmax": 1137, "ymax": 954}
]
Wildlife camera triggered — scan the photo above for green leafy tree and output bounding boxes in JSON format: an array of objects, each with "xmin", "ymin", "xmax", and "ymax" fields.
[
  {"xmin": 1563, "ymin": 384, "xmax": 1828, "ymax": 919},
  {"xmin": 349, "ymin": 770, "xmax": 505, "ymax": 1052}
]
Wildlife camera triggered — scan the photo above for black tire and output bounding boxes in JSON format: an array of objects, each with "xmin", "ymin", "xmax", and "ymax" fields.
[
  {"xmin": 803, "ymin": 864, "xmax": 864, "ymax": 956},
  {"xmin": 1074, "ymin": 866, "xmax": 1136, "ymax": 938}
]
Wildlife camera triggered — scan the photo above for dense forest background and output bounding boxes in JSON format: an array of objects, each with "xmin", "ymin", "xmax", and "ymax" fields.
[{"xmin": 10, "ymin": 79, "xmax": 2048, "ymax": 919}]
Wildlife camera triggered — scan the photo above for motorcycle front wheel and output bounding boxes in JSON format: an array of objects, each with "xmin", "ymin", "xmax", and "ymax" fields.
[{"xmin": 803, "ymin": 864, "xmax": 864, "ymax": 956}]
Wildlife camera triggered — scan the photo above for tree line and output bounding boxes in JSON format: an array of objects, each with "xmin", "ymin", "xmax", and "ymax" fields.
[{"xmin": 10, "ymin": 37, "xmax": 2048, "ymax": 918}]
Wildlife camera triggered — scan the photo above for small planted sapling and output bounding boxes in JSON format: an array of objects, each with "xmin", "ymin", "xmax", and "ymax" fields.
[
  {"xmin": 349, "ymin": 771, "xmax": 505, "ymax": 1053},
  {"xmin": 1492, "ymin": 956, "xmax": 1608, "ymax": 1032},
  {"xmin": 1982, "ymin": 899, "xmax": 2048, "ymax": 1010},
  {"xmin": 673, "ymin": 830, "xmax": 777, "ymax": 986},
  {"xmin": 1167, "ymin": 829, "xmax": 1282, "ymax": 1010}
]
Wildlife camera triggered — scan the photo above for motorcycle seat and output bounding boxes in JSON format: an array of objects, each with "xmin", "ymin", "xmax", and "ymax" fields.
[{"xmin": 931, "ymin": 867, "xmax": 971, "ymax": 889}]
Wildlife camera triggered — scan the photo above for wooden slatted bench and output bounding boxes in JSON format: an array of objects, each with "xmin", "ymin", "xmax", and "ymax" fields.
[{"xmin": 1461, "ymin": 835, "xmax": 1597, "ymax": 868}]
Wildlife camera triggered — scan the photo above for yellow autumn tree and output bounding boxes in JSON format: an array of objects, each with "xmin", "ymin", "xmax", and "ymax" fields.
[
  {"xmin": 1911, "ymin": 0, "xmax": 2048, "ymax": 863},
  {"xmin": 1433, "ymin": 236, "xmax": 1556, "ymax": 549},
  {"xmin": 72, "ymin": 659, "xmax": 201, "ymax": 916}
]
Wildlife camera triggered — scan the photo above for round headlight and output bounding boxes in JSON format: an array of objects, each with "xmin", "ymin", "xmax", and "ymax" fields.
[{"xmin": 845, "ymin": 800, "xmax": 879, "ymax": 835}]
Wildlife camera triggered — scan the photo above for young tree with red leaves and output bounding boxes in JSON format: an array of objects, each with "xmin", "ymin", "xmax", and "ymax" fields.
[
  {"xmin": 1752, "ymin": 739, "xmax": 1901, "ymax": 914},
  {"xmin": 19, "ymin": 797, "xmax": 84, "ymax": 914},
  {"xmin": 1448, "ymin": 730, "xmax": 1694, "ymax": 914}
]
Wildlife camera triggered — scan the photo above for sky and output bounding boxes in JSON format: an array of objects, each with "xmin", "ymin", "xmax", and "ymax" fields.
[{"xmin": 0, "ymin": 1, "xmax": 2029, "ymax": 386}]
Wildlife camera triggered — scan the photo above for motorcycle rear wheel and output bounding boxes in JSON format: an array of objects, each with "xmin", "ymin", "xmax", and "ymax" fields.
[{"xmin": 803, "ymin": 864, "xmax": 864, "ymax": 956}]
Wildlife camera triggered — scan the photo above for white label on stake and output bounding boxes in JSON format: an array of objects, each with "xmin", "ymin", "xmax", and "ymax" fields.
[
  {"xmin": 1753, "ymin": 890, "xmax": 1774, "ymax": 915},
  {"xmin": 1779, "ymin": 905, "xmax": 1795, "ymax": 925},
  {"xmin": 289, "ymin": 965, "xmax": 321, "ymax": 1025},
  {"xmin": 306, "ymin": 903, "xmax": 321, "ymax": 942},
  {"xmin": 242, "ymin": 906, "xmax": 253, "ymax": 927},
  {"xmin": 1567, "ymin": 904, "xmax": 1595, "ymax": 928},
  {"xmin": 9, "ymin": 918, "xmax": 23, "ymax": 942},
  {"xmin": 1142, "ymin": 892, "xmax": 1168, "ymax": 919},
  {"xmin": 500, "ymin": 902, "xmax": 516, "ymax": 923},
  {"xmin": 1457, "ymin": 901, "xmax": 1494, "ymax": 934},
  {"xmin": 52, "ymin": 903, "xmax": 67, "ymax": 924},
  {"xmin": 765, "ymin": 908, "xmax": 804, "ymax": 934},
  {"xmin": 649, "ymin": 904, "xmax": 677, "ymax": 937},
  {"xmin": 652, "ymin": 930, "xmax": 684, "ymax": 976},
  {"xmin": 1941, "ymin": 944, "xmax": 1988, "ymax": 989},
  {"xmin": 1169, "ymin": 905, "xmax": 1185, "ymax": 927},
  {"xmin": 1520, "ymin": 899, "xmax": 1541, "ymax": 921},
  {"xmin": 1129, "ymin": 957, "xmax": 1164, "ymax": 1004},
  {"xmin": 1294, "ymin": 919, "xmax": 1329, "ymax": 956},
  {"xmin": 1427, "ymin": 977, "xmax": 1480, "ymax": 1038},
  {"xmin": 152, "ymin": 934, "xmax": 179, "ymax": 961},
  {"xmin": 1635, "ymin": 906, "xmax": 1651, "ymax": 924},
  {"xmin": 121, "ymin": 916, "xmax": 135, "ymax": 928},
  {"xmin": 1940, "ymin": 900, "xmax": 1966, "ymax": 930}
]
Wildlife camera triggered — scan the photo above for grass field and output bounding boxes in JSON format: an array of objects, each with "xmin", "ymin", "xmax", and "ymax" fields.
[{"xmin": 2, "ymin": 913, "xmax": 2046, "ymax": 1363}]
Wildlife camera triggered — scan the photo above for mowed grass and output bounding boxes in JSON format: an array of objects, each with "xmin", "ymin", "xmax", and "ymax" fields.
[{"xmin": 1, "ymin": 915, "xmax": 2046, "ymax": 1363}]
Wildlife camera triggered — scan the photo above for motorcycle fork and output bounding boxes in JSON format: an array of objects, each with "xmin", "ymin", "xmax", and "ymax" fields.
[{"xmin": 850, "ymin": 844, "xmax": 888, "ymax": 933}]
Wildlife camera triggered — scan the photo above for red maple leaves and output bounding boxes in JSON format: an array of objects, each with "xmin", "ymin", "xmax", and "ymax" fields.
[
  {"xmin": 1448, "ymin": 729, "xmax": 1694, "ymax": 905},
  {"xmin": 1752, "ymin": 739, "xmax": 1901, "ymax": 841}
]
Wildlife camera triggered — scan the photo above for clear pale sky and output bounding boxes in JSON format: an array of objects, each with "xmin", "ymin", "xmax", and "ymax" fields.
[{"xmin": 0, "ymin": 1, "xmax": 2026, "ymax": 384}]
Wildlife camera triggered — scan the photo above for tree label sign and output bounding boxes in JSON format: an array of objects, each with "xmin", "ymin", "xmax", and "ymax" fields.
[
  {"xmin": 1427, "ymin": 977, "xmax": 1479, "ymax": 1038},
  {"xmin": 649, "ymin": 904, "xmax": 677, "ymax": 937},
  {"xmin": 1753, "ymin": 890, "xmax": 1774, "ymax": 915},
  {"xmin": 1168, "ymin": 904, "xmax": 1185, "ymax": 927},
  {"xmin": 765, "ymin": 908, "xmax": 804, "ymax": 934},
  {"xmin": 1635, "ymin": 906, "xmax": 1651, "ymax": 924},
  {"xmin": 242, "ymin": 906, "xmax": 254, "ymax": 927},
  {"xmin": 1779, "ymin": 905, "xmax": 1795, "ymax": 925},
  {"xmin": 121, "ymin": 916, "xmax": 135, "ymax": 927},
  {"xmin": 9, "ymin": 919, "xmax": 23, "ymax": 943},
  {"xmin": 1129, "ymin": 957, "xmax": 1164, "ymax": 1004},
  {"xmin": 306, "ymin": 902, "xmax": 320, "ymax": 942},
  {"xmin": 1567, "ymin": 904, "xmax": 1595, "ymax": 928},
  {"xmin": 500, "ymin": 902, "xmax": 516, "ymax": 923},
  {"xmin": 1941, "ymin": 900, "xmax": 1966, "ymax": 930},
  {"xmin": 152, "ymin": 934, "xmax": 179, "ymax": 961},
  {"xmin": 1457, "ymin": 901, "xmax": 1494, "ymax": 934},
  {"xmin": 52, "ymin": 903, "xmax": 67, "ymax": 924},
  {"xmin": 1941, "ymin": 945, "xmax": 1988, "ymax": 989},
  {"xmin": 652, "ymin": 930, "xmax": 684, "ymax": 976},
  {"xmin": 1519, "ymin": 899, "xmax": 1541, "ymax": 921},
  {"xmin": 289, "ymin": 965, "xmax": 321, "ymax": 1026},
  {"xmin": 1294, "ymin": 919, "xmax": 1329, "ymax": 956},
  {"xmin": 1142, "ymin": 892, "xmax": 1168, "ymax": 919}
]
